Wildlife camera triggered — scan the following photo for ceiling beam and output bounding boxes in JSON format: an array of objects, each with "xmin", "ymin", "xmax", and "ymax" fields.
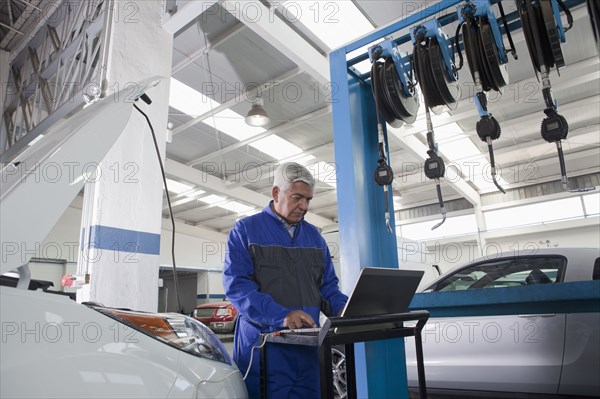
[
  {"xmin": 166, "ymin": 158, "xmax": 335, "ymax": 228},
  {"xmin": 220, "ymin": 0, "xmax": 330, "ymax": 86},
  {"xmin": 390, "ymin": 131, "xmax": 482, "ymax": 206},
  {"xmin": 397, "ymin": 57, "xmax": 600, "ymax": 139},
  {"xmin": 187, "ymin": 105, "xmax": 331, "ymax": 166},
  {"xmin": 224, "ymin": 141, "xmax": 336, "ymax": 189},
  {"xmin": 162, "ymin": 0, "xmax": 219, "ymax": 34},
  {"xmin": 171, "ymin": 67, "xmax": 301, "ymax": 137},
  {"xmin": 172, "ymin": 22, "xmax": 246, "ymax": 75}
]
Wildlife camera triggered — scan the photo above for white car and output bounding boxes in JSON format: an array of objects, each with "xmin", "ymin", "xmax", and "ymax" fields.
[
  {"xmin": 405, "ymin": 247, "xmax": 600, "ymax": 398},
  {"xmin": 0, "ymin": 79, "xmax": 247, "ymax": 398},
  {"xmin": 0, "ymin": 286, "xmax": 247, "ymax": 398}
]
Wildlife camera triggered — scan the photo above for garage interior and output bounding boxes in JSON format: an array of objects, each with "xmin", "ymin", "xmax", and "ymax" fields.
[{"xmin": 1, "ymin": 0, "xmax": 599, "ymax": 398}]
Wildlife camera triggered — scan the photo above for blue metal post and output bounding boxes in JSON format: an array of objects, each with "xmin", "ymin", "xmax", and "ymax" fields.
[
  {"xmin": 330, "ymin": 47, "xmax": 406, "ymax": 398},
  {"xmin": 330, "ymin": 2, "xmax": 466, "ymax": 397}
]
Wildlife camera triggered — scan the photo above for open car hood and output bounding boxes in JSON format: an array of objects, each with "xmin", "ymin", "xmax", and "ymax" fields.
[{"xmin": 1, "ymin": 77, "xmax": 164, "ymax": 276}]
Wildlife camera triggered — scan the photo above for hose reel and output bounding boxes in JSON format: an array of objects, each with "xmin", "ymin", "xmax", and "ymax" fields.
[
  {"xmin": 456, "ymin": 0, "xmax": 517, "ymax": 193},
  {"xmin": 369, "ymin": 40, "xmax": 420, "ymax": 233},
  {"xmin": 517, "ymin": 0, "xmax": 593, "ymax": 192},
  {"xmin": 411, "ymin": 19, "xmax": 460, "ymax": 229}
]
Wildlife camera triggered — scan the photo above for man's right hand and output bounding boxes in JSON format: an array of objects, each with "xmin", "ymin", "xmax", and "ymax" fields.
[{"xmin": 283, "ymin": 310, "xmax": 317, "ymax": 329}]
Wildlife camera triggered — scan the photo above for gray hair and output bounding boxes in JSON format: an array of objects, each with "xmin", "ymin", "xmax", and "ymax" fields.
[{"xmin": 273, "ymin": 162, "xmax": 315, "ymax": 192}]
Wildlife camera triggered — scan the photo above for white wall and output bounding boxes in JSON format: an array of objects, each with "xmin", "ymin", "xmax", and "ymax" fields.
[{"xmin": 33, "ymin": 204, "xmax": 600, "ymax": 300}]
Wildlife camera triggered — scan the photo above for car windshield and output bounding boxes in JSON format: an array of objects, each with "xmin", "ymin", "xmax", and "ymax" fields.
[{"xmin": 435, "ymin": 256, "xmax": 566, "ymax": 292}]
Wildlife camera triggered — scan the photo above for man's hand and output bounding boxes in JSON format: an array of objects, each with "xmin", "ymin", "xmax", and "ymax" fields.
[{"xmin": 283, "ymin": 310, "xmax": 317, "ymax": 329}]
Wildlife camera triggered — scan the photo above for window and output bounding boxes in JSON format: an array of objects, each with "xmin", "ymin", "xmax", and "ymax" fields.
[
  {"xmin": 400, "ymin": 214, "xmax": 478, "ymax": 241},
  {"xmin": 485, "ymin": 197, "xmax": 584, "ymax": 230},
  {"xmin": 433, "ymin": 256, "xmax": 567, "ymax": 292}
]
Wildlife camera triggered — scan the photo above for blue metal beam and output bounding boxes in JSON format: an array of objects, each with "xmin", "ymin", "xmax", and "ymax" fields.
[
  {"xmin": 342, "ymin": 0, "xmax": 464, "ymax": 53},
  {"xmin": 410, "ymin": 280, "xmax": 600, "ymax": 318}
]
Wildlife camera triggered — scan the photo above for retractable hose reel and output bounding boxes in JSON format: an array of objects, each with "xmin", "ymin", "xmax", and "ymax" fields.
[
  {"xmin": 369, "ymin": 40, "xmax": 420, "ymax": 233},
  {"xmin": 456, "ymin": 0, "xmax": 518, "ymax": 194},
  {"xmin": 411, "ymin": 19, "xmax": 460, "ymax": 230},
  {"xmin": 517, "ymin": 0, "xmax": 594, "ymax": 192}
]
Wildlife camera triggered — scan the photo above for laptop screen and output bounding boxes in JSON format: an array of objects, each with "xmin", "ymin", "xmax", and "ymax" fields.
[{"xmin": 340, "ymin": 268, "xmax": 424, "ymax": 318}]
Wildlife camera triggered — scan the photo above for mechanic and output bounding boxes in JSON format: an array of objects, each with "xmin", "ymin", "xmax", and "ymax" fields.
[{"xmin": 223, "ymin": 162, "xmax": 348, "ymax": 398}]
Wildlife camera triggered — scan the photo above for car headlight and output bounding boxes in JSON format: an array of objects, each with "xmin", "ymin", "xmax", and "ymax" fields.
[
  {"xmin": 216, "ymin": 308, "xmax": 233, "ymax": 316},
  {"xmin": 93, "ymin": 307, "xmax": 232, "ymax": 365}
]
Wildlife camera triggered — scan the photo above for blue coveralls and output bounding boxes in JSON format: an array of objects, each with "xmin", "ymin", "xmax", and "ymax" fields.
[{"xmin": 223, "ymin": 202, "xmax": 348, "ymax": 398}]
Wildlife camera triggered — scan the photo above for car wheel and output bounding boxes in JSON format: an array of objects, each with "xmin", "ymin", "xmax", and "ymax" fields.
[{"xmin": 331, "ymin": 347, "xmax": 347, "ymax": 399}]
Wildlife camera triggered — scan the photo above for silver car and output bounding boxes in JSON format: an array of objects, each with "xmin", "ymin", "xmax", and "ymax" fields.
[{"xmin": 405, "ymin": 247, "xmax": 600, "ymax": 398}]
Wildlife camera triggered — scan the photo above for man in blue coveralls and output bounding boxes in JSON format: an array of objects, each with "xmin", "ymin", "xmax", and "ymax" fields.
[{"xmin": 223, "ymin": 162, "xmax": 348, "ymax": 398}]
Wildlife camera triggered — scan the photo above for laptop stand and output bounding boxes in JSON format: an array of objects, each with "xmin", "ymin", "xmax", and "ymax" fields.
[{"xmin": 260, "ymin": 310, "xmax": 430, "ymax": 399}]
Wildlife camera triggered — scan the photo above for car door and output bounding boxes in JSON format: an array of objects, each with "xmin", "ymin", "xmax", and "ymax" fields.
[{"xmin": 406, "ymin": 256, "xmax": 568, "ymax": 395}]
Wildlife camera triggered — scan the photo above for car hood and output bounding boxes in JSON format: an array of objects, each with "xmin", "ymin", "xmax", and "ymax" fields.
[{"xmin": 0, "ymin": 77, "xmax": 163, "ymax": 276}]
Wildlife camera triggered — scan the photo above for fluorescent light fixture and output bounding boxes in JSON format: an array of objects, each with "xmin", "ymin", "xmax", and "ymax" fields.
[
  {"xmin": 165, "ymin": 178, "xmax": 193, "ymax": 194},
  {"xmin": 169, "ymin": 78, "xmax": 219, "ymax": 116},
  {"xmin": 198, "ymin": 194, "xmax": 226, "ymax": 205},
  {"xmin": 281, "ymin": 1, "xmax": 373, "ymax": 49}
]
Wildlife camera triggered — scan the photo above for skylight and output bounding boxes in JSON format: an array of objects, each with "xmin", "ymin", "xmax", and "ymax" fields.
[
  {"xmin": 169, "ymin": 78, "xmax": 306, "ymax": 162},
  {"xmin": 219, "ymin": 201, "xmax": 255, "ymax": 214},
  {"xmin": 309, "ymin": 161, "xmax": 337, "ymax": 187},
  {"xmin": 253, "ymin": 135, "xmax": 303, "ymax": 159},
  {"xmin": 280, "ymin": 1, "xmax": 374, "ymax": 50},
  {"xmin": 169, "ymin": 78, "xmax": 219, "ymax": 117},
  {"xmin": 439, "ymin": 137, "xmax": 482, "ymax": 160},
  {"xmin": 292, "ymin": 154, "xmax": 317, "ymax": 164},
  {"xmin": 184, "ymin": 189, "xmax": 206, "ymax": 198},
  {"xmin": 198, "ymin": 194, "xmax": 226, "ymax": 205},
  {"xmin": 165, "ymin": 178, "xmax": 193, "ymax": 194},
  {"xmin": 204, "ymin": 109, "xmax": 266, "ymax": 141}
]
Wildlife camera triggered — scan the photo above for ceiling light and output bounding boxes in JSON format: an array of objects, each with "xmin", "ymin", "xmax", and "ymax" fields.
[{"xmin": 245, "ymin": 98, "xmax": 270, "ymax": 127}]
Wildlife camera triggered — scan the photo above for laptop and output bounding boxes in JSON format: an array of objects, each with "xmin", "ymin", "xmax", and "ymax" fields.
[
  {"xmin": 283, "ymin": 267, "xmax": 424, "ymax": 336},
  {"xmin": 334, "ymin": 268, "xmax": 424, "ymax": 334}
]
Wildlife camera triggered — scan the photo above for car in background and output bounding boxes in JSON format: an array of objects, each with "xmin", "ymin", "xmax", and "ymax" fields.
[
  {"xmin": 405, "ymin": 247, "xmax": 600, "ymax": 398},
  {"xmin": 193, "ymin": 301, "xmax": 239, "ymax": 333}
]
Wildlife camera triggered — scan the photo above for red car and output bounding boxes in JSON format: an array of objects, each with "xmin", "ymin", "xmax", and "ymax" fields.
[{"xmin": 193, "ymin": 301, "xmax": 238, "ymax": 333}]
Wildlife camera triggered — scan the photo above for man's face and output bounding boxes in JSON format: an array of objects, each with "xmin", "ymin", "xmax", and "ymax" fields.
[{"xmin": 272, "ymin": 181, "xmax": 313, "ymax": 224}]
